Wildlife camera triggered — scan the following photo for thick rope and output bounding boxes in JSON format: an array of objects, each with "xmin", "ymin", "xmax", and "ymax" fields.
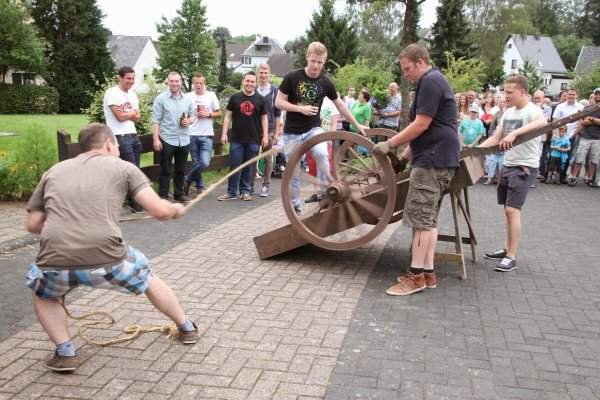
[
  {"xmin": 120, "ymin": 146, "xmax": 284, "ymax": 222},
  {"xmin": 60, "ymin": 297, "xmax": 179, "ymax": 346}
]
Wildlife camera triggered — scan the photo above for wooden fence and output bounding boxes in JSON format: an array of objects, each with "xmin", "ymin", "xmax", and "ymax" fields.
[{"xmin": 57, "ymin": 124, "xmax": 229, "ymax": 182}]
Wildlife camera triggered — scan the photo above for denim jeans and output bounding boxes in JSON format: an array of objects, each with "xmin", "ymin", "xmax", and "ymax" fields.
[
  {"xmin": 227, "ymin": 142, "xmax": 260, "ymax": 196},
  {"xmin": 116, "ymin": 134, "xmax": 142, "ymax": 167},
  {"xmin": 116, "ymin": 134, "xmax": 142, "ymax": 207},
  {"xmin": 186, "ymin": 135, "xmax": 212, "ymax": 190},
  {"xmin": 486, "ymin": 153, "xmax": 504, "ymax": 178},
  {"xmin": 282, "ymin": 127, "xmax": 329, "ymax": 208},
  {"xmin": 159, "ymin": 138, "xmax": 190, "ymax": 198}
]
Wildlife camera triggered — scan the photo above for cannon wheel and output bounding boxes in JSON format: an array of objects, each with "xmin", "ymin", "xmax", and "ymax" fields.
[{"xmin": 281, "ymin": 131, "xmax": 396, "ymax": 251}]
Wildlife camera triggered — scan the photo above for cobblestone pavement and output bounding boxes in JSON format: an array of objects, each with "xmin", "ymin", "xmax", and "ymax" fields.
[
  {"xmin": 0, "ymin": 180, "xmax": 599, "ymax": 399},
  {"xmin": 0, "ymin": 201, "xmax": 37, "ymax": 254},
  {"xmin": 326, "ymin": 182, "xmax": 600, "ymax": 400}
]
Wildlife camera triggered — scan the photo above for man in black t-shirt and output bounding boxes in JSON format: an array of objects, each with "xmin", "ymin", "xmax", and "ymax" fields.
[
  {"xmin": 218, "ymin": 71, "xmax": 268, "ymax": 201},
  {"xmin": 275, "ymin": 41, "xmax": 367, "ymax": 215},
  {"xmin": 373, "ymin": 44, "xmax": 460, "ymax": 296}
]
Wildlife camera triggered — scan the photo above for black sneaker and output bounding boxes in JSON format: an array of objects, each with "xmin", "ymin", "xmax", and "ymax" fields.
[
  {"xmin": 128, "ymin": 202, "xmax": 146, "ymax": 214},
  {"xmin": 174, "ymin": 195, "xmax": 191, "ymax": 203},
  {"xmin": 484, "ymin": 249, "xmax": 507, "ymax": 260},
  {"xmin": 568, "ymin": 178, "xmax": 576, "ymax": 187},
  {"xmin": 305, "ymin": 194, "xmax": 319, "ymax": 203},
  {"xmin": 495, "ymin": 257, "xmax": 517, "ymax": 272}
]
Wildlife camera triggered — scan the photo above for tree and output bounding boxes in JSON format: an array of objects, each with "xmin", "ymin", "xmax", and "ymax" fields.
[
  {"xmin": 29, "ymin": 0, "xmax": 114, "ymax": 113},
  {"xmin": 531, "ymin": 0, "xmax": 563, "ymax": 36},
  {"xmin": 441, "ymin": 51, "xmax": 486, "ymax": 93},
  {"xmin": 212, "ymin": 26, "xmax": 231, "ymax": 93},
  {"xmin": 463, "ymin": 0, "xmax": 537, "ymax": 87},
  {"xmin": 333, "ymin": 58, "xmax": 394, "ymax": 105},
  {"xmin": 347, "ymin": 0, "xmax": 423, "ymax": 129},
  {"xmin": 429, "ymin": 0, "xmax": 475, "ymax": 70},
  {"xmin": 343, "ymin": 1, "xmax": 404, "ymax": 67},
  {"xmin": 301, "ymin": 0, "xmax": 359, "ymax": 73},
  {"xmin": 518, "ymin": 58, "xmax": 548, "ymax": 95},
  {"xmin": 552, "ymin": 34, "xmax": 593, "ymax": 71},
  {"xmin": 155, "ymin": 0, "xmax": 217, "ymax": 92},
  {"xmin": 579, "ymin": 0, "xmax": 600, "ymax": 45},
  {"xmin": 0, "ymin": 0, "xmax": 46, "ymax": 83}
]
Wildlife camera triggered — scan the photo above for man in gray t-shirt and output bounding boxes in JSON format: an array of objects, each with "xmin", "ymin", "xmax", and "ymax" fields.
[{"xmin": 26, "ymin": 123, "xmax": 198, "ymax": 373}]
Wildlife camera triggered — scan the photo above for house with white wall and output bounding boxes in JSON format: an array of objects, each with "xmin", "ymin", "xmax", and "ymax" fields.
[
  {"xmin": 233, "ymin": 35, "xmax": 287, "ymax": 74},
  {"xmin": 107, "ymin": 35, "xmax": 159, "ymax": 92},
  {"xmin": 503, "ymin": 34, "xmax": 570, "ymax": 96}
]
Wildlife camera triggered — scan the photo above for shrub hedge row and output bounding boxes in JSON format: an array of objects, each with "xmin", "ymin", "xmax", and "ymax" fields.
[{"xmin": 0, "ymin": 84, "xmax": 59, "ymax": 114}]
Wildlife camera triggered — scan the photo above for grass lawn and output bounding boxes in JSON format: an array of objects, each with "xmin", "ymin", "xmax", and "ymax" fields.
[
  {"xmin": 0, "ymin": 113, "xmax": 229, "ymax": 184},
  {"xmin": 0, "ymin": 114, "xmax": 88, "ymax": 152}
]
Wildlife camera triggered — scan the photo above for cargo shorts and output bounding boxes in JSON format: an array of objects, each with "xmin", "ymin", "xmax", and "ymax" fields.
[{"xmin": 402, "ymin": 167, "xmax": 455, "ymax": 230}]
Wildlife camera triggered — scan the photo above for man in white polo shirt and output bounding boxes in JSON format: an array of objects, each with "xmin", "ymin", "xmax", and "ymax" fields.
[
  {"xmin": 103, "ymin": 66, "xmax": 143, "ymax": 213},
  {"xmin": 552, "ymin": 88, "xmax": 583, "ymax": 184}
]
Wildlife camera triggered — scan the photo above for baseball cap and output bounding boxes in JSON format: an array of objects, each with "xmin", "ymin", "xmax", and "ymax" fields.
[
  {"xmin": 469, "ymin": 103, "xmax": 479, "ymax": 113},
  {"xmin": 594, "ymin": 87, "xmax": 600, "ymax": 93}
]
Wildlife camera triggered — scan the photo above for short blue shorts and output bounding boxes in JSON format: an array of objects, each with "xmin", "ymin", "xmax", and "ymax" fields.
[{"xmin": 26, "ymin": 246, "xmax": 153, "ymax": 299}]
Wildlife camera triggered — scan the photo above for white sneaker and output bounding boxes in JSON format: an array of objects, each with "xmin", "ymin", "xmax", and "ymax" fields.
[{"xmin": 260, "ymin": 186, "xmax": 269, "ymax": 197}]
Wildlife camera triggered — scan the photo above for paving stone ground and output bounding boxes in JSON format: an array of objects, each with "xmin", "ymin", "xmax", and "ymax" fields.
[{"xmin": 0, "ymin": 180, "xmax": 599, "ymax": 399}]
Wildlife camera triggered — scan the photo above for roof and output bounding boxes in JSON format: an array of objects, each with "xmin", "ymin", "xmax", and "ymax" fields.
[
  {"xmin": 508, "ymin": 34, "xmax": 567, "ymax": 74},
  {"xmin": 574, "ymin": 46, "xmax": 600, "ymax": 75},
  {"xmin": 242, "ymin": 36, "xmax": 286, "ymax": 57},
  {"xmin": 108, "ymin": 35, "xmax": 156, "ymax": 68},
  {"xmin": 266, "ymin": 53, "xmax": 297, "ymax": 77},
  {"xmin": 215, "ymin": 43, "xmax": 248, "ymax": 63}
]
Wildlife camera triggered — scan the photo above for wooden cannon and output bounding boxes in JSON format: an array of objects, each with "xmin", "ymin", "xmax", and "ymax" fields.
[{"xmin": 253, "ymin": 104, "xmax": 600, "ymax": 275}]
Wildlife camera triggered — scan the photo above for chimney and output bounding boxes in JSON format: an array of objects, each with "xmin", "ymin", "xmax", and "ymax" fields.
[{"xmin": 263, "ymin": 36, "xmax": 269, "ymax": 43}]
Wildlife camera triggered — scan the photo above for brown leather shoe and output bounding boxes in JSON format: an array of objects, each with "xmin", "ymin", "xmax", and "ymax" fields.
[
  {"xmin": 179, "ymin": 321, "xmax": 199, "ymax": 344},
  {"xmin": 424, "ymin": 272, "xmax": 437, "ymax": 288},
  {"xmin": 387, "ymin": 272, "xmax": 426, "ymax": 296},
  {"xmin": 46, "ymin": 352, "xmax": 79, "ymax": 372}
]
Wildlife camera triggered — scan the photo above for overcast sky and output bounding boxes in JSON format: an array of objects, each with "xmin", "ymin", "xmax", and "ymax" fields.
[{"xmin": 97, "ymin": 0, "xmax": 438, "ymax": 45}]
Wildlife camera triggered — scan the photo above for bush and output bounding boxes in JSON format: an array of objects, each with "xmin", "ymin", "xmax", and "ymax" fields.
[
  {"xmin": 0, "ymin": 125, "xmax": 57, "ymax": 200},
  {"xmin": 83, "ymin": 78, "xmax": 153, "ymax": 135},
  {"xmin": 0, "ymin": 84, "xmax": 59, "ymax": 114}
]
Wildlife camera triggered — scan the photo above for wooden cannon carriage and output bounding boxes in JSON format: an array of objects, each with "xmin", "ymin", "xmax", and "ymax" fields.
[{"xmin": 253, "ymin": 105, "xmax": 599, "ymax": 278}]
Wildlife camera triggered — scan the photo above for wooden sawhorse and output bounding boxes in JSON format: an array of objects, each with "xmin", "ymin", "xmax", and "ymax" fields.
[{"xmin": 435, "ymin": 187, "xmax": 478, "ymax": 280}]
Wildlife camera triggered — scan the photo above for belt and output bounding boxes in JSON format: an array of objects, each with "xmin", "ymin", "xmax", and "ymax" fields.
[{"xmin": 120, "ymin": 133, "xmax": 138, "ymax": 137}]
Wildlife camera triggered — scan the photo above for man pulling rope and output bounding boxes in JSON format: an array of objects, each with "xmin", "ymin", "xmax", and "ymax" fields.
[{"xmin": 25, "ymin": 123, "xmax": 199, "ymax": 373}]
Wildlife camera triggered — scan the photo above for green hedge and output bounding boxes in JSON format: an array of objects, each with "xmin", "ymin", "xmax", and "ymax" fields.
[{"xmin": 0, "ymin": 84, "xmax": 59, "ymax": 114}]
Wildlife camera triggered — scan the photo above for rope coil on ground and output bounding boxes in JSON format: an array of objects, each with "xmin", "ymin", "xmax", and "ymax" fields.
[{"xmin": 60, "ymin": 297, "xmax": 179, "ymax": 346}]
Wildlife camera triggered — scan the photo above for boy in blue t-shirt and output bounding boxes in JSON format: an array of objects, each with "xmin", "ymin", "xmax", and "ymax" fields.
[
  {"xmin": 459, "ymin": 103, "xmax": 485, "ymax": 148},
  {"xmin": 547, "ymin": 125, "xmax": 571, "ymax": 184}
]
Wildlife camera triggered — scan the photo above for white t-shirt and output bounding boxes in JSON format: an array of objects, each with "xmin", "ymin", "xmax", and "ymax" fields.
[
  {"xmin": 185, "ymin": 91, "xmax": 220, "ymax": 136},
  {"xmin": 320, "ymin": 97, "xmax": 340, "ymax": 131},
  {"xmin": 553, "ymin": 101, "xmax": 583, "ymax": 138},
  {"xmin": 501, "ymin": 102, "xmax": 544, "ymax": 168},
  {"xmin": 103, "ymin": 86, "xmax": 139, "ymax": 135}
]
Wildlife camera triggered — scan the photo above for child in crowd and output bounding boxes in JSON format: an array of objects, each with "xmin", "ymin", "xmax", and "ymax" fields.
[
  {"xmin": 547, "ymin": 126, "xmax": 571, "ymax": 184},
  {"xmin": 459, "ymin": 103, "xmax": 485, "ymax": 148}
]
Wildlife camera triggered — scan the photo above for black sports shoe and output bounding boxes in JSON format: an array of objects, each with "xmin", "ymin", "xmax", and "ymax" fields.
[
  {"xmin": 484, "ymin": 248, "xmax": 507, "ymax": 260},
  {"xmin": 495, "ymin": 257, "xmax": 517, "ymax": 272},
  {"xmin": 128, "ymin": 202, "xmax": 146, "ymax": 214}
]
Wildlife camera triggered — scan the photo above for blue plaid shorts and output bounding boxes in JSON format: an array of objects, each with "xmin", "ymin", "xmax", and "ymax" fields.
[{"xmin": 26, "ymin": 246, "xmax": 153, "ymax": 299}]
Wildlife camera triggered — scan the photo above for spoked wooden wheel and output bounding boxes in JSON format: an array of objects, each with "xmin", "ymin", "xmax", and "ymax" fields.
[{"xmin": 281, "ymin": 131, "xmax": 396, "ymax": 251}]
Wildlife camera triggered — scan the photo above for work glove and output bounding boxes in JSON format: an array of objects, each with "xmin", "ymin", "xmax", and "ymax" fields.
[
  {"xmin": 372, "ymin": 140, "xmax": 392, "ymax": 157},
  {"xmin": 397, "ymin": 156, "xmax": 409, "ymax": 172}
]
